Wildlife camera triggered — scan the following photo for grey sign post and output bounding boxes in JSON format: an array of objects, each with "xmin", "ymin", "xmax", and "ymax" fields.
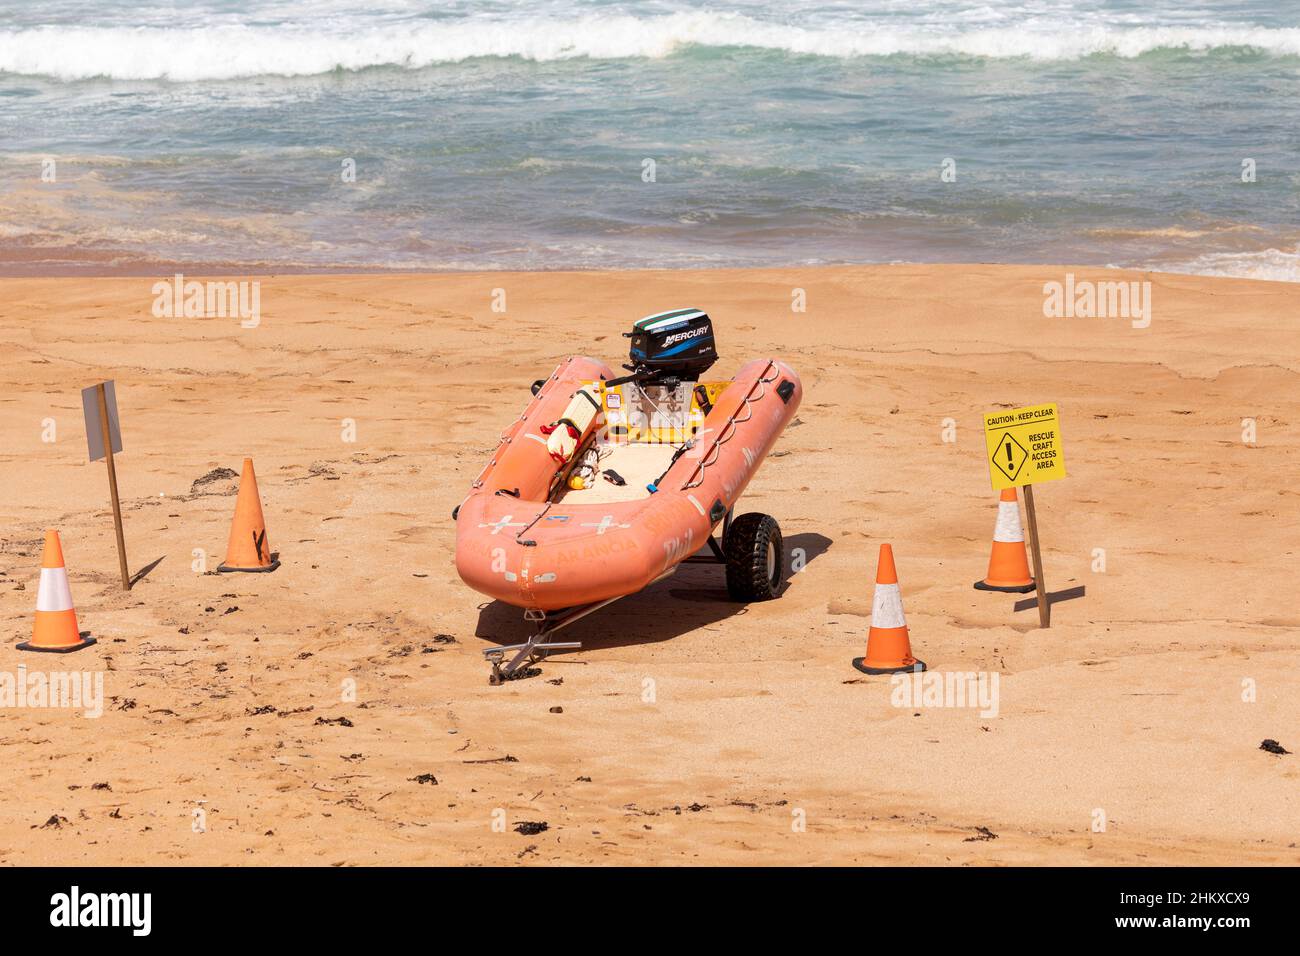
[{"xmin": 81, "ymin": 380, "xmax": 130, "ymax": 590}]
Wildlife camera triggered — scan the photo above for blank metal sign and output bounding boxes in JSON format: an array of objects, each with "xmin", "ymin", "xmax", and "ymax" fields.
[{"xmin": 81, "ymin": 380, "xmax": 123, "ymax": 462}]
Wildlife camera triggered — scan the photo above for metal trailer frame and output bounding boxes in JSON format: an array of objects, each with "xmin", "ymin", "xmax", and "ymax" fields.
[{"xmin": 483, "ymin": 508, "xmax": 733, "ymax": 684}]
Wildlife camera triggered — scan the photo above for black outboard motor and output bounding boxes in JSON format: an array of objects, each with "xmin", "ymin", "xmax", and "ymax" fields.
[{"xmin": 619, "ymin": 308, "xmax": 718, "ymax": 385}]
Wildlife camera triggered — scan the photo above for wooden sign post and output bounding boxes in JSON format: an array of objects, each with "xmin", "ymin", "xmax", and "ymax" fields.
[
  {"xmin": 82, "ymin": 380, "xmax": 130, "ymax": 591},
  {"xmin": 1021, "ymin": 484, "xmax": 1049, "ymax": 627},
  {"xmin": 982, "ymin": 402, "xmax": 1067, "ymax": 629}
]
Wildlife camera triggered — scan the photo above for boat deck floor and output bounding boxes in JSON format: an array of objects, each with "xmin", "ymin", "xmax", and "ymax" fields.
[{"xmin": 553, "ymin": 442, "xmax": 680, "ymax": 505}]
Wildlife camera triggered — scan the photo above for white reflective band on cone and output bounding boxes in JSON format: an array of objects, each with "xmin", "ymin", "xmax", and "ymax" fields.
[
  {"xmin": 870, "ymin": 582, "xmax": 906, "ymax": 629},
  {"xmin": 993, "ymin": 501, "xmax": 1024, "ymax": 543},
  {"xmin": 37, "ymin": 567, "xmax": 74, "ymax": 612}
]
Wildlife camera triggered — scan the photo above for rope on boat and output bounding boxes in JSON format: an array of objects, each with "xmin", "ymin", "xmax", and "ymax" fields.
[
  {"xmin": 680, "ymin": 362, "xmax": 779, "ymax": 491},
  {"xmin": 473, "ymin": 361, "xmax": 565, "ymax": 490}
]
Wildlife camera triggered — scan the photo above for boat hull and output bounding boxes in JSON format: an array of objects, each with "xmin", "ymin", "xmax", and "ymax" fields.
[{"xmin": 454, "ymin": 355, "xmax": 802, "ymax": 611}]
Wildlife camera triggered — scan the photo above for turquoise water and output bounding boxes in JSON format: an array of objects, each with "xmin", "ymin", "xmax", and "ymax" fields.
[{"xmin": 1, "ymin": 1, "xmax": 1298, "ymax": 277}]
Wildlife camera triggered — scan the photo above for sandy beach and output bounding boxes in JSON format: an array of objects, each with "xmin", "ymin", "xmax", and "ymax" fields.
[{"xmin": 1, "ymin": 263, "xmax": 1297, "ymax": 866}]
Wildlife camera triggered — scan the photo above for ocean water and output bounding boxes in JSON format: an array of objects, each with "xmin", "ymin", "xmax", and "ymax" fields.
[{"xmin": 1, "ymin": 0, "xmax": 1298, "ymax": 278}]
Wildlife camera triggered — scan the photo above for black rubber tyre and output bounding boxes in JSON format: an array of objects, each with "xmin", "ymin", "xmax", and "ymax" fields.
[{"xmin": 723, "ymin": 512, "xmax": 783, "ymax": 601}]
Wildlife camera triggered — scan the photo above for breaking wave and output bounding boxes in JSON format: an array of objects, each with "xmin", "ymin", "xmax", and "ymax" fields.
[
  {"xmin": 1168, "ymin": 246, "xmax": 1300, "ymax": 283},
  {"xmin": 2, "ymin": 15, "xmax": 1300, "ymax": 81}
]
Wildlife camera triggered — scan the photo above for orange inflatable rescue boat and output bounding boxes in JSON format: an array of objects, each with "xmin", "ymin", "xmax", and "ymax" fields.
[{"xmin": 454, "ymin": 309, "xmax": 802, "ymax": 682}]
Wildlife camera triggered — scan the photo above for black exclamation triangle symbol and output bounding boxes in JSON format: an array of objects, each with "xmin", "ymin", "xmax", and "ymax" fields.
[{"xmin": 1006, "ymin": 438, "xmax": 1014, "ymax": 470}]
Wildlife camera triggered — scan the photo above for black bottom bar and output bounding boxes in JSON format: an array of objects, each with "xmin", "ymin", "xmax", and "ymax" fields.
[{"xmin": 0, "ymin": 866, "xmax": 1289, "ymax": 942}]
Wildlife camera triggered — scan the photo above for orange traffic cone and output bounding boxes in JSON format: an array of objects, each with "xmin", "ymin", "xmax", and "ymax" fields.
[
  {"xmin": 17, "ymin": 530, "xmax": 96, "ymax": 653},
  {"xmin": 852, "ymin": 543, "xmax": 925, "ymax": 675},
  {"xmin": 973, "ymin": 487, "xmax": 1035, "ymax": 593},
  {"xmin": 217, "ymin": 458, "xmax": 279, "ymax": 573}
]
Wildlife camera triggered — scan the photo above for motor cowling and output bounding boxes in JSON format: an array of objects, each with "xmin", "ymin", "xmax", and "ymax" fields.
[{"xmin": 625, "ymin": 308, "xmax": 717, "ymax": 382}]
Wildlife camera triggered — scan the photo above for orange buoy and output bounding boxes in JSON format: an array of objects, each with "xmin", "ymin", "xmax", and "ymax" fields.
[
  {"xmin": 217, "ymin": 458, "xmax": 279, "ymax": 573},
  {"xmin": 852, "ymin": 543, "xmax": 924, "ymax": 675},
  {"xmin": 973, "ymin": 487, "xmax": 1035, "ymax": 593},
  {"xmin": 18, "ymin": 530, "xmax": 96, "ymax": 653}
]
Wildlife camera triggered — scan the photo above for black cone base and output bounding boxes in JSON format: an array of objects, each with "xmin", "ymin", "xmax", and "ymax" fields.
[
  {"xmin": 217, "ymin": 559, "xmax": 281, "ymax": 574},
  {"xmin": 853, "ymin": 657, "xmax": 926, "ymax": 675},
  {"xmin": 17, "ymin": 635, "xmax": 97, "ymax": 653},
  {"xmin": 973, "ymin": 579, "xmax": 1035, "ymax": 593}
]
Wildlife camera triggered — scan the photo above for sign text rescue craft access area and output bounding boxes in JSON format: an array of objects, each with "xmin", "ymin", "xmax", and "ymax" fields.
[{"xmin": 982, "ymin": 403, "xmax": 1067, "ymax": 490}]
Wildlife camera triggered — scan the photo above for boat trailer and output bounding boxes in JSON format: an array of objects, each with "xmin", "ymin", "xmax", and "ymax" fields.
[{"xmin": 483, "ymin": 510, "xmax": 733, "ymax": 684}]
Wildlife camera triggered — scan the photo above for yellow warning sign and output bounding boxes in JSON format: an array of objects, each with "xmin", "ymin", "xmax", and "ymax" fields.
[{"xmin": 983, "ymin": 403, "xmax": 1066, "ymax": 490}]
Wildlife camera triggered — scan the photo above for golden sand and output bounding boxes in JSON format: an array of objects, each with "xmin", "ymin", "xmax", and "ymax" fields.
[{"xmin": 1, "ymin": 265, "xmax": 1296, "ymax": 864}]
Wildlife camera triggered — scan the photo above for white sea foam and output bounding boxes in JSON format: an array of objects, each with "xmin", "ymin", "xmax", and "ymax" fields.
[
  {"xmin": 2, "ymin": 15, "xmax": 1300, "ymax": 81},
  {"xmin": 1168, "ymin": 246, "xmax": 1300, "ymax": 283}
]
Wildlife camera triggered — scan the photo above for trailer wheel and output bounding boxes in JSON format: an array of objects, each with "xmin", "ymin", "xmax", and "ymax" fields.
[{"xmin": 724, "ymin": 512, "xmax": 783, "ymax": 601}]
